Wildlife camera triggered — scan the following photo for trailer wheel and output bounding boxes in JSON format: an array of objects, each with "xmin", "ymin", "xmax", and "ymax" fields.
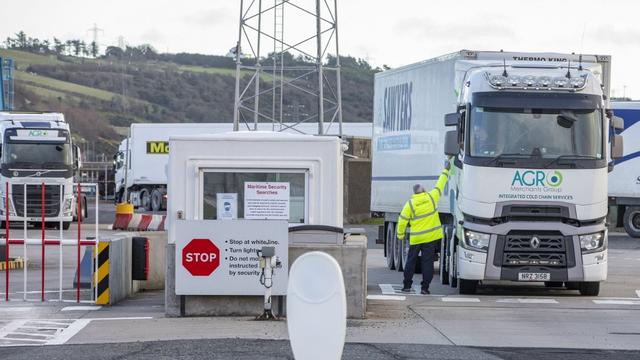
[
  {"xmin": 459, "ymin": 279, "xmax": 478, "ymax": 295},
  {"xmin": 579, "ymin": 282, "xmax": 600, "ymax": 296},
  {"xmin": 82, "ymin": 196, "xmax": 89, "ymax": 220},
  {"xmin": 385, "ymin": 223, "xmax": 396, "ymax": 270},
  {"xmin": 140, "ymin": 189, "xmax": 152, "ymax": 211},
  {"xmin": 151, "ymin": 189, "xmax": 163, "ymax": 212},
  {"xmin": 623, "ymin": 206, "xmax": 640, "ymax": 238},
  {"xmin": 394, "ymin": 233, "xmax": 403, "ymax": 272}
]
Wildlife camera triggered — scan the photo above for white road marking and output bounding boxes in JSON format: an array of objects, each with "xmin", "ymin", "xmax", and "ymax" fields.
[
  {"xmin": 593, "ymin": 300, "xmax": 640, "ymax": 306},
  {"xmin": 86, "ymin": 317, "xmax": 153, "ymax": 321},
  {"xmin": 367, "ymin": 295, "xmax": 406, "ymax": 301},
  {"xmin": 636, "ymin": 290, "xmax": 640, "ymax": 298},
  {"xmin": 0, "ymin": 307, "xmax": 34, "ymax": 312},
  {"xmin": 442, "ymin": 297, "xmax": 480, "ymax": 303},
  {"xmin": 496, "ymin": 298, "xmax": 558, "ymax": 304},
  {"xmin": 379, "ymin": 284, "xmax": 395, "ymax": 295},
  {"xmin": 378, "ymin": 284, "xmax": 445, "ymax": 297},
  {"xmin": 61, "ymin": 306, "xmax": 102, "ymax": 312},
  {"xmin": 0, "ymin": 317, "xmax": 152, "ymax": 347}
]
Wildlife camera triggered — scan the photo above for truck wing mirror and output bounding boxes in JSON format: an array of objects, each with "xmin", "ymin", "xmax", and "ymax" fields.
[
  {"xmin": 611, "ymin": 134, "xmax": 623, "ymax": 160},
  {"xmin": 611, "ymin": 115, "xmax": 624, "ymax": 130},
  {"xmin": 444, "ymin": 130, "xmax": 460, "ymax": 156},
  {"xmin": 444, "ymin": 113, "xmax": 460, "ymax": 127},
  {"xmin": 73, "ymin": 144, "xmax": 82, "ymax": 169}
]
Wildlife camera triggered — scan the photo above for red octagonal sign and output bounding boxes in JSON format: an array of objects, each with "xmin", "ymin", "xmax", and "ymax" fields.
[{"xmin": 182, "ymin": 238, "xmax": 220, "ymax": 276}]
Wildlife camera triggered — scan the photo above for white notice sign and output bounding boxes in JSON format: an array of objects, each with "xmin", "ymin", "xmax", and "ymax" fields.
[
  {"xmin": 244, "ymin": 182, "xmax": 290, "ymax": 220},
  {"xmin": 216, "ymin": 193, "xmax": 238, "ymax": 220},
  {"xmin": 174, "ymin": 220, "xmax": 289, "ymax": 296}
]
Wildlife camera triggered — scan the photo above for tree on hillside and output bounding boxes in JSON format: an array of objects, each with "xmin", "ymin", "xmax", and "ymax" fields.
[
  {"xmin": 65, "ymin": 40, "xmax": 74, "ymax": 56},
  {"xmin": 53, "ymin": 38, "xmax": 65, "ymax": 55},
  {"xmin": 15, "ymin": 31, "xmax": 27, "ymax": 48},
  {"xmin": 105, "ymin": 46, "xmax": 124, "ymax": 59},
  {"xmin": 80, "ymin": 41, "xmax": 89, "ymax": 57},
  {"xmin": 71, "ymin": 40, "xmax": 81, "ymax": 56},
  {"xmin": 90, "ymin": 41, "xmax": 99, "ymax": 58}
]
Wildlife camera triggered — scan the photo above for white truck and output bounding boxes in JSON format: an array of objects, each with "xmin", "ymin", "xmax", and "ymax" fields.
[
  {"xmin": 114, "ymin": 123, "xmax": 234, "ymax": 211},
  {"xmin": 0, "ymin": 112, "xmax": 86, "ymax": 229},
  {"xmin": 115, "ymin": 122, "xmax": 372, "ymax": 211},
  {"xmin": 609, "ymin": 101, "xmax": 640, "ymax": 238},
  {"xmin": 371, "ymin": 50, "xmax": 623, "ymax": 296}
]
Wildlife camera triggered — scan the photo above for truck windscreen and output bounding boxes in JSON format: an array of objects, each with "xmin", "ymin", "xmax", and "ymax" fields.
[
  {"xmin": 469, "ymin": 107, "xmax": 603, "ymax": 160},
  {"xmin": 3, "ymin": 141, "xmax": 73, "ymax": 168}
]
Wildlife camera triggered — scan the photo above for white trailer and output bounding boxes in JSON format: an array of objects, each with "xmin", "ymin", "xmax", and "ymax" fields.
[
  {"xmin": 609, "ymin": 101, "xmax": 640, "ymax": 237},
  {"xmin": 372, "ymin": 50, "xmax": 623, "ymax": 295},
  {"xmin": 115, "ymin": 122, "xmax": 372, "ymax": 211}
]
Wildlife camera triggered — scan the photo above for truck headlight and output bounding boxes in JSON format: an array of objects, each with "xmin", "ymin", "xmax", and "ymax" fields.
[
  {"xmin": 64, "ymin": 198, "xmax": 73, "ymax": 211},
  {"xmin": 463, "ymin": 230, "xmax": 490, "ymax": 252},
  {"xmin": 580, "ymin": 232, "xmax": 605, "ymax": 253}
]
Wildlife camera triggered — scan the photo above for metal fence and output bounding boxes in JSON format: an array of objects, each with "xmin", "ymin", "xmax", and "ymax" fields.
[{"xmin": 1, "ymin": 182, "xmax": 99, "ymax": 303}]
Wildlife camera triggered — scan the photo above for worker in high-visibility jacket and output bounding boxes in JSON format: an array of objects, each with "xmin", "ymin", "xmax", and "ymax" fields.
[{"xmin": 397, "ymin": 159, "xmax": 451, "ymax": 294}]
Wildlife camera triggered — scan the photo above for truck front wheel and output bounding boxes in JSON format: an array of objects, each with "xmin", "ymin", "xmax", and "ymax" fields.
[
  {"xmin": 579, "ymin": 282, "xmax": 600, "ymax": 296},
  {"xmin": 459, "ymin": 279, "xmax": 478, "ymax": 295},
  {"xmin": 623, "ymin": 206, "xmax": 640, "ymax": 238},
  {"xmin": 62, "ymin": 222, "xmax": 71, "ymax": 230}
]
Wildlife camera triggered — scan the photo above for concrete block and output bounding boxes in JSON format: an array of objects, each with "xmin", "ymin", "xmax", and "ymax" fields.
[
  {"xmin": 165, "ymin": 243, "xmax": 181, "ymax": 317},
  {"xmin": 133, "ymin": 232, "xmax": 167, "ymax": 291},
  {"xmin": 107, "ymin": 236, "xmax": 133, "ymax": 305},
  {"xmin": 289, "ymin": 242, "xmax": 367, "ymax": 319}
]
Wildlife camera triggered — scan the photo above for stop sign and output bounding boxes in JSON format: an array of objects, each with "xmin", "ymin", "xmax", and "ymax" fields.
[{"xmin": 182, "ymin": 238, "xmax": 220, "ymax": 276}]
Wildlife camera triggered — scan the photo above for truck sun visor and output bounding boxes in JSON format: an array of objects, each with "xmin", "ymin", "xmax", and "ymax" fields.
[{"xmin": 471, "ymin": 92, "xmax": 601, "ymax": 110}]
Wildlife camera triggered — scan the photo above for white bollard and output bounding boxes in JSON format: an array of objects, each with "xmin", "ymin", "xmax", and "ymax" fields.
[{"xmin": 287, "ymin": 251, "xmax": 346, "ymax": 360}]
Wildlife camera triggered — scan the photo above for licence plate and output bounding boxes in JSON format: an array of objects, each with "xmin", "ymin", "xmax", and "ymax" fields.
[{"xmin": 518, "ymin": 272, "xmax": 550, "ymax": 281}]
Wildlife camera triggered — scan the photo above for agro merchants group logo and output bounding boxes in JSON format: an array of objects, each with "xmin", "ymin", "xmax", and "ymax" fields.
[{"xmin": 512, "ymin": 170, "xmax": 563, "ymax": 188}]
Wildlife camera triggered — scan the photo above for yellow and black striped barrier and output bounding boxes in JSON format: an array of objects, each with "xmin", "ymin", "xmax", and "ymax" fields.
[
  {"xmin": 0, "ymin": 258, "xmax": 25, "ymax": 271},
  {"xmin": 95, "ymin": 241, "xmax": 110, "ymax": 305}
]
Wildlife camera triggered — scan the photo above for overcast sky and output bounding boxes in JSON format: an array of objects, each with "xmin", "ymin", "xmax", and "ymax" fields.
[{"xmin": 2, "ymin": 0, "xmax": 638, "ymax": 99}]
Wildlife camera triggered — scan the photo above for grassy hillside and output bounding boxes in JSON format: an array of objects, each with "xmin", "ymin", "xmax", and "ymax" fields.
[{"xmin": 1, "ymin": 49, "xmax": 375, "ymax": 158}]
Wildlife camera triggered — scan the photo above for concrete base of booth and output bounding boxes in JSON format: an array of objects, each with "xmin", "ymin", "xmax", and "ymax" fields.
[{"xmin": 165, "ymin": 239, "xmax": 367, "ymax": 319}]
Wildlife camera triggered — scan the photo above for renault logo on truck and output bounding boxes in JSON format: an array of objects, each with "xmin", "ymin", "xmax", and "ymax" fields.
[{"xmin": 146, "ymin": 141, "xmax": 169, "ymax": 154}]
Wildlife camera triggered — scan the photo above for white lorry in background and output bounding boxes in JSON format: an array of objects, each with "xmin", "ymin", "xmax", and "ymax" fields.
[
  {"xmin": 114, "ymin": 122, "xmax": 373, "ymax": 211},
  {"xmin": 371, "ymin": 50, "xmax": 623, "ymax": 296},
  {"xmin": 0, "ymin": 112, "xmax": 87, "ymax": 229},
  {"xmin": 609, "ymin": 101, "xmax": 640, "ymax": 238}
]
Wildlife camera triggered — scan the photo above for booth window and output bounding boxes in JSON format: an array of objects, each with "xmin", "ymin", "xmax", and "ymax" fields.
[{"xmin": 201, "ymin": 170, "xmax": 307, "ymax": 223}]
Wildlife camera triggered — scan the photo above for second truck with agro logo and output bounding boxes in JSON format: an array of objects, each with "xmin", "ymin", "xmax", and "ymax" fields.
[{"xmin": 372, "ymin": 50, "xmax": 623, "ymax": 296}]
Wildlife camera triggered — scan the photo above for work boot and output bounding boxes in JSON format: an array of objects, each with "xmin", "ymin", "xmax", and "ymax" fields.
[
  {"xmin": 421, "ymin": 289, "xmax": 430, "ymax": 295},
  {"xmin": 401, "ymin": 287, "xmax": 412, "ymax": 293}
]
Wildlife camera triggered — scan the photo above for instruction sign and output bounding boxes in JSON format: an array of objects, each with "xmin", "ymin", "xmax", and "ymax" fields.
[
  {"xmin": 244, "ymin": 182, "xmax": 290, "ymax": 220},
  {"xmin": 216, "ymin": 193, "xmax": 238, "ymax": 220},
  {"xmin": 174, "ymin": 220, "xmax": 288, "ymax": 295}
]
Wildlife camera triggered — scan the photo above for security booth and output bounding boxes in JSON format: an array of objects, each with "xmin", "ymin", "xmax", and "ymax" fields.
[{"xmin": 165, "ymin": 132, "xmax": 366, "ymax": 318}]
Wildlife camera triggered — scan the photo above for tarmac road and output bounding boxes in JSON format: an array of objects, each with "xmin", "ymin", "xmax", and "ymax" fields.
[{"xmin": 1, "ymin": 339, "xmax": 640, "ymax": 360}]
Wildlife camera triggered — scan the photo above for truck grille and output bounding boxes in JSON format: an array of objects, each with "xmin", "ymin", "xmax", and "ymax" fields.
[
  {"xmin": 504, "ymin": 234, "xmax": 565, "ymax": 252},
  {"xmin": 498, "ymin": 232, "xmax": 573, "ymax": 268},
  {"xmin": 12, "ymin": 184, "xmax": 62, "ymax": 217}
]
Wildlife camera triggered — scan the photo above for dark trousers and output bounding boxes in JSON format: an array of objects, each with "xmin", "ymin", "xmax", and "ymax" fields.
[{"xmin": 403, "ymin": 241, "xmax": 436, "ymax": 291}]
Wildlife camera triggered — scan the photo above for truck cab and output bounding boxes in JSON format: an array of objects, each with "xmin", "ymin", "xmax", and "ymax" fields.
[
  {"xmin": 0, "ymin": 112, "xmax": 84, "ymax": 229},
  {"xmin": 443, "ymin": 61, "xmax": 623, "ymax": 295}
]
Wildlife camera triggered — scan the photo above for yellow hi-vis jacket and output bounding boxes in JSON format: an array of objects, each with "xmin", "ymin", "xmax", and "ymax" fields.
[{"xmin": 397, "ymin": 168, "xmax": 449, "ymax": 245}]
